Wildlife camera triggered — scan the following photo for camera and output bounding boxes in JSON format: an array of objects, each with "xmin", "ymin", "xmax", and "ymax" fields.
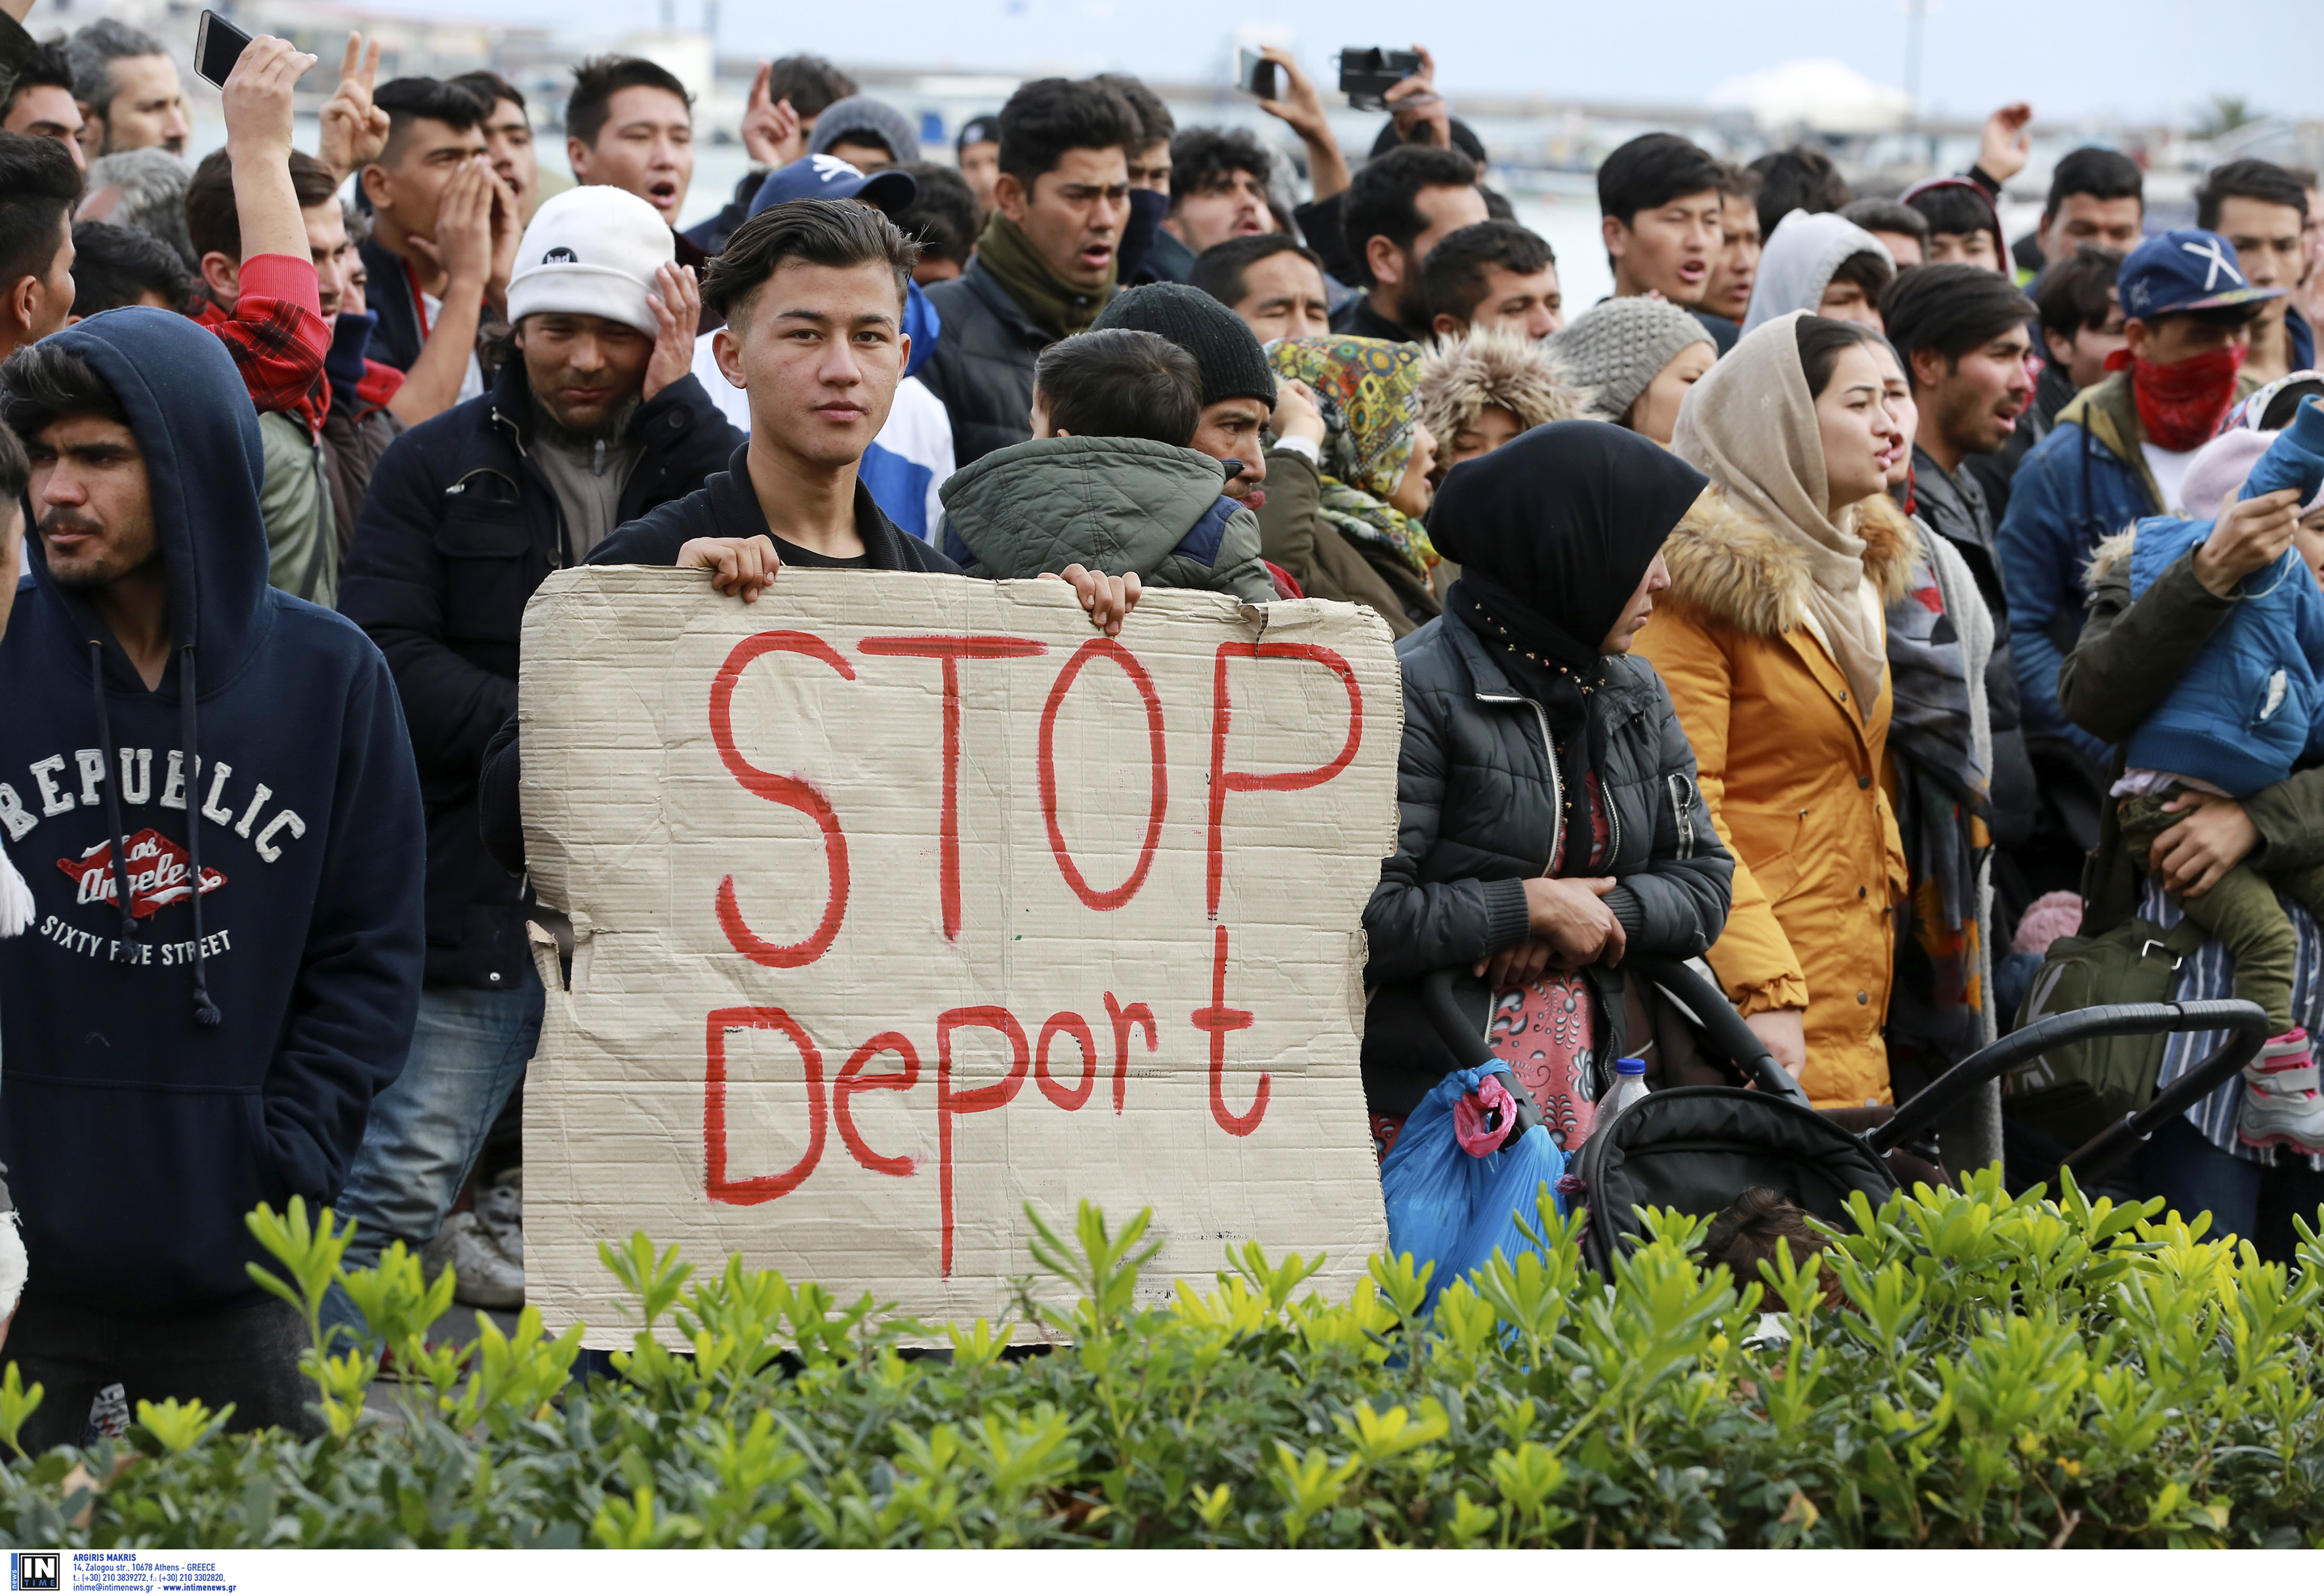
[{"xmin": 1337, "ymin": 48, "xmax": 1423, "ymax": 112}]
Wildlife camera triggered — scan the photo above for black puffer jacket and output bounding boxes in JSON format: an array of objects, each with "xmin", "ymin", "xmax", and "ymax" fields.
[
  {"xmin": 1361, "ymin": 616, "xmax": 1734, "ymax": 1115},
  {"xmin": 339, "ymin": 358, "xmax": 743, "ymax": 989},
  {"xmin": 918, "ymin": 260, "xmax": 1052, "ymax": 468}
]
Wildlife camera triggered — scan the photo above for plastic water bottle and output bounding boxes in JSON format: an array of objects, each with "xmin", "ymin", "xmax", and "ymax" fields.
[{"xmin": 1603, "ymin": 1057, "xmax": 1651, "ymax": 1124}]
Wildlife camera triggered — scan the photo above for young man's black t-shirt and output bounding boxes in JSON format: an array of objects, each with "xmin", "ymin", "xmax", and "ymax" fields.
[
  {"xmin": 587, "ymin": 444, "xmax": 959, "ymax": 576},
  {"xmin": 767, "ymin": 537, "xmax": 872, "ymax": 570}
]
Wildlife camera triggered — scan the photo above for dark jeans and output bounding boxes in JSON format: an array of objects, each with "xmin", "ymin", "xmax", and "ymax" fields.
[
  {"xmin": 5, "ymin": 1294, "xmax": 317, "ymax": 1452},
  {"xmin": 2142, "ymin": 1115, "xmax": 2324, "ymax": 1265},
  {"xmin": 320, "ymin": 974, "xmax": 541, "ymax": 1347}
]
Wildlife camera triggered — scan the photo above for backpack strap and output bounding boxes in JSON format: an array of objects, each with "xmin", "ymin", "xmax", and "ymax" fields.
[{"xmin": 2157, "ymin": 916, "xmax": 2211, "ymax": 960}]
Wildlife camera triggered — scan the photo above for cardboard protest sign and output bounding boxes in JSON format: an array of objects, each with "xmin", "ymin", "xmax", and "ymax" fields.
[{"xmin": 517, "ymin": 569, "xmax": 1400, "ymax": 1345}]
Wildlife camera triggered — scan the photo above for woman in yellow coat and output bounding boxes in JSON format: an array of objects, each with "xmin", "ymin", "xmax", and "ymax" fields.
[{"xmin": 1633, "ymin": 312, "xmax": 1915, "ymax": 1107}]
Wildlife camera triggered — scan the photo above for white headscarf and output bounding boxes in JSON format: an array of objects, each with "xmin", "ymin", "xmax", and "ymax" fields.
[{"xmin": 1672, "ymin": 308, "xmax": 1891, "ymax": 713}]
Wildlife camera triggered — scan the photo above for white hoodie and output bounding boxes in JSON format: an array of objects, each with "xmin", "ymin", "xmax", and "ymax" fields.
[{"xmin": 1742, "ymin": 209, "xmax": 1896, "ymax": 335}]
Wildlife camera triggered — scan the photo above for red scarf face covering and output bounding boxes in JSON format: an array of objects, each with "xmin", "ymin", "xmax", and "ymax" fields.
[{"xmin": 2111, "ymin": 344, "xmax": 2246, "ymax": 451}]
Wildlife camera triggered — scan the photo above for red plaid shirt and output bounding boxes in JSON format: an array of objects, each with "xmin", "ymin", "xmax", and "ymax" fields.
[{"xmin": 195, "ymin": 253, "xmax": 332, "ymax": 433}]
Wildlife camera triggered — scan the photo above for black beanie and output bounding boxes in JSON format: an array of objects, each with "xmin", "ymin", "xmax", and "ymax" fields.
[{"xmin": 1090, "ymin": 282, "xmax": 1277, "ymax": 407}]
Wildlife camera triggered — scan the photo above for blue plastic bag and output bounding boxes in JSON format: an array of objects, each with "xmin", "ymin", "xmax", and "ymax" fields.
[{"xmin": 1379, "ymin": 1066, "xmax": 1568, "ymax": 1312}]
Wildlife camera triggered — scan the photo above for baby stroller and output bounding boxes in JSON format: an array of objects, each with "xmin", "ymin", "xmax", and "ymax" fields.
[{"xmin": 1418, "ymin": 958, "xmax": 2270, "ymax": 1274}]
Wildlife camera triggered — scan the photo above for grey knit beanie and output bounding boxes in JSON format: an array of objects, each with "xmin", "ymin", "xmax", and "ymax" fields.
[
  {"xmin": 1090, "ymin": 282, "xmax": 1277, "ymax": 407},
  {"xmin": 1546, "ymin": 297, "xmax": 1717, "ymax": 423},
  {"xmin": 806, "ymin": 94, "xmax": 922, "ymax": 165}
]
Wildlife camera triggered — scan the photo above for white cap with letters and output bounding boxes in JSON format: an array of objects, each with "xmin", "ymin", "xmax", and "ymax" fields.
[{"xmin": 506, "ymin": 185, "xmax": 674, "ymax": 337}]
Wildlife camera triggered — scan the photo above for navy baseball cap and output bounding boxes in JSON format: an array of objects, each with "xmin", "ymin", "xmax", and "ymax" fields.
[
  {"xmin": 746, "ymin": 154, "xmax": 918, "ymax": 222},
  {"xmin": 2119, "ymin": 228, "xmax": 2287, "ymax": 320}
]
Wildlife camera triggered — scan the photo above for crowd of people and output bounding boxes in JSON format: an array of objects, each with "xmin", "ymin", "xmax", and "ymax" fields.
[{"xmin": 3, "ymin": 0, "xmax": 2324, "ymax": 1443}]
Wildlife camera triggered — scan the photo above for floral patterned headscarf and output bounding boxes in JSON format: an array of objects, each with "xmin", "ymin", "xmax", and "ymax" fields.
[{"xmin": 1267, "ymin": 336, "xmax": 1439, "ymax": 576}]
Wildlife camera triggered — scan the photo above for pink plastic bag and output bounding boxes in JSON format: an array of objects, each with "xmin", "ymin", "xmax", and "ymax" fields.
[{"xmin": 1453, "ymin": 1073, "xmax": 1520, "ymax": 1156}]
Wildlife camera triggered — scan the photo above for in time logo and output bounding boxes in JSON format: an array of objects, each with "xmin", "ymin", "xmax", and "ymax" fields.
[
  {"xmin": 56, "ymin": 829, "xmax": 226, "ymax": 918},
  {"xmin": 10, "ymin": 1551, "xmax": 60, "ymax": 1591}
]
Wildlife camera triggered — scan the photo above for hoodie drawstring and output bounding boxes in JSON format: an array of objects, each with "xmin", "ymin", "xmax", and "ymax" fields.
[
  {"xmin": 88, "ymin": 640, "xmax": 139, "ymax": 949},
  {"xmin": 86, "ymin": 637, "xmax": 221, "ymax": 1026},
  {"xmin": 179, "ymin": 644, "xmax": 221, "ymax": 1028}
]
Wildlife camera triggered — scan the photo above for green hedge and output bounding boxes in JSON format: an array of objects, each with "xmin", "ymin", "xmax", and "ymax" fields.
[{"xmin": 4, "ymin": 1172, "xmax": 2323, "ymax": 1547}]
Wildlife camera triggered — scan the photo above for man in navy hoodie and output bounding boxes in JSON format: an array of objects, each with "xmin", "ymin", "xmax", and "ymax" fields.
[{"xmin": 0, "ymin": 311, "xmax": 424, "ymax": 1447}]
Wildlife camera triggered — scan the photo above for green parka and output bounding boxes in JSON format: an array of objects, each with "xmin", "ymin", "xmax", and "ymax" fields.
[{"xmin": 935, "ymin": 435, "xmax": 1274, "ymax": 603}]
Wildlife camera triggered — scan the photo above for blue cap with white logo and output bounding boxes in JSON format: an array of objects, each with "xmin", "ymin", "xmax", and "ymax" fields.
[
  {"xmin": 2118, "ymin": 228, "xmax": 2287, "ymax": 320},
  {"xmin": 746, "ymin": 153, "xmax": 918, "ymax": 222}
]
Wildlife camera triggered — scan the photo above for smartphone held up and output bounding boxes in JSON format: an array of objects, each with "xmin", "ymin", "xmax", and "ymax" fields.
[
  {"xmin": 194, "ymin": 9, "xmax": 254, "ymax": 90},
  {"xmin": 1234, "ymin": 47, "xmax": 1279, "ymax": 101}
]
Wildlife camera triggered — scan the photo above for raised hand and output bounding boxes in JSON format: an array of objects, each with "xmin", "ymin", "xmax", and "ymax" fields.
[
  {"xmin": 642, "ymin": 262, "xmax": 703, "ymax": 401},
  {"xmin": 222, "ymin": 33, "xmax": 315, "ymax": 161},
  {"xmin": 1383, "ymin": 44, "xmax": 1452, "ymax": 153},
  {"xmin": 1978, "ymin": 102, "xmax": 2034, "ymax": 186},
  {"xmin": 739, "ymin": 63, "xmax": 807, "ymax": 168},
  {"xmin": 1254, "ymin": 47, "xmax": 1350, "ymax": 199},
  {"xmin": 317, "ymin": 31, "xmax": 389, "ymax": 181}
]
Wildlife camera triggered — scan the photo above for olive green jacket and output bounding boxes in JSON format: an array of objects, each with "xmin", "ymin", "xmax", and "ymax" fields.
[
  {"xmin": 1253, "ymin": 447, "xmax": 1440, "ymax": 636},
  {"xmin": 257, "ymin": 411, "xmax": 339, "ymax": 610},
  {"xmin": 2058, "ymin": 531, "xmax": 2324, "ymax": 931}
]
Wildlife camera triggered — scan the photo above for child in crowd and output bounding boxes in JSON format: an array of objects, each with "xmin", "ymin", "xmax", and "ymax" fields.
[
  {"xmin": 1698, "ymin": 1187, "xmax": 1846, "ymax": 1307},
  {"xmin": 933, "ymin": 327, "xmax": 1275, "ymax": 602},
  {"xmin": 1414, "ymin": 326, "xmax": 1591, "ymax": 485},
  {"xmin": 2102, "ymin": 402, "xmax": 2324, "ymax": 1151}
]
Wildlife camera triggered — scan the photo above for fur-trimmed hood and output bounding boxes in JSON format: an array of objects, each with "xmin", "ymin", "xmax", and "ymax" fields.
[
  {"xmin": 1416, "ymin": 327, "xmax": 1593, "ymax": 450},
  {"xmin": 1662, "ymin": 481, "xmax": 1922, "ymax": 638},
  {"xmin": 2085, "ymin": 527, "xmax": 2138, "ymax": 587}
]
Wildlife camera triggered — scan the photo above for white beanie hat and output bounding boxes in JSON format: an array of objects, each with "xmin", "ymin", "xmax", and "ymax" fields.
[{"xmin": 506, "ymin": 186, "xmax": 673, "ymax": 338}]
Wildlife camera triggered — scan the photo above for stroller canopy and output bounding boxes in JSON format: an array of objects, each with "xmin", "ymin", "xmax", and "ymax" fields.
[{"xmin": 1573, "ymin": 1086, "xmax": 1898, "ymax": 1269}]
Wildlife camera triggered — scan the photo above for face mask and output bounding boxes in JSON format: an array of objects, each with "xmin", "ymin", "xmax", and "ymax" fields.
[{"xmin": 2111, "ymin": 343, "xmax": 2246, "ymax": 451}]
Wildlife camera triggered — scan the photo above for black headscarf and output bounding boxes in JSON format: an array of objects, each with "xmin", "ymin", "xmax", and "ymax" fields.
[{"xmin": 1431, "ymin": 422, "xmax": 1708, "ymax": 867}]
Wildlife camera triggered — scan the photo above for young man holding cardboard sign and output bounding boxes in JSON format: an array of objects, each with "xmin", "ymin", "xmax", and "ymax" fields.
[
  {"xmin": 478, "ymin": 199, "xmax": 1141, "ymax": 879},
  {"xmin": 586, "ymin": 197, "xmax": 1136, "ymax": 632}
]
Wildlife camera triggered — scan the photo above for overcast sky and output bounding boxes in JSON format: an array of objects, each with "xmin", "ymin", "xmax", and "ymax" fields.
[{"xmin": 368, "ymin": 0, "xmax": 2323, "ymax": 127}]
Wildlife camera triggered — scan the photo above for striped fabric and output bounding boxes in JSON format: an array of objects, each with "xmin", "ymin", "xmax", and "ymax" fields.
[{"xmin": 2140, "ymin": 878, "xmax": 2324, "ymax": 1171}]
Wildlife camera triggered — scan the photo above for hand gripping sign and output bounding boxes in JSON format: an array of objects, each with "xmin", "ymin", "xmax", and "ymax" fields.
[{"xmin": 517, "ymin": 569, "xmax": 1400, "ymax": 1345}]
